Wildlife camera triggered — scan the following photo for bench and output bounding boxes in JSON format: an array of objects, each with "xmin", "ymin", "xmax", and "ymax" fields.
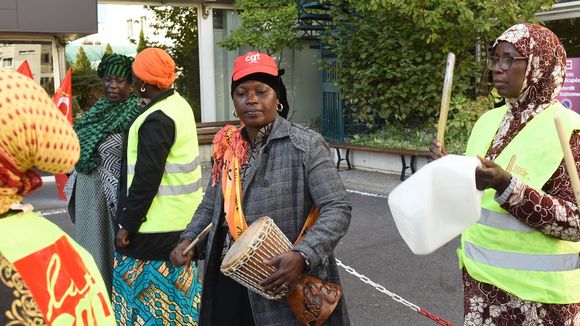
[
  {"xmin": 196, "ymin": 120, "xmax": 240, "ymax": 145},
  {"xmin": 328, "ymin": 142, "xmax": 431, "ymax": 181}
]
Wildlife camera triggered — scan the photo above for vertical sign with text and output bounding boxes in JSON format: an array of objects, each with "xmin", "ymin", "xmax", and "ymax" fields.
[{"xmin": 558, "ymin": 58, "xmax": 580, "ymax": 113}]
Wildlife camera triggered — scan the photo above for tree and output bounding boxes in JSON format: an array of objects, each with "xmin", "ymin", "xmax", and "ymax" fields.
[
  {"xmin": 73, "ymin": 46, "xmax": 92, "ymax": 73},
  {"xmin": 218, "ymin": 0, "xmax": 299, "ymax": 60},
  {"xmin": 137, "ymin": 28, "xmax": 148, "ymax": 53},
  {"xmin": 104, "ymin": 43, "xmax": 113, "ymax": 55},
  {"xmin": 147, "ymin": 6, "xmax": 200, "ymax": 120},
  {"xmin": 324, "ymin": 0, "xmax": 556, "ymax": 135},
  {"xmin": 70, "ymin": 46, "xmax": 101, "ymax": 117}
]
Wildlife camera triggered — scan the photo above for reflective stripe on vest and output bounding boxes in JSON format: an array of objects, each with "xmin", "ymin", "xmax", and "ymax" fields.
[
  {"xmin": 126, "ymin": 92, "xmax": 203, "ymax": 233},
  {"xmin": 127, "ymin": 156, "xmax": 201, "ymax": 176},
  {"xmin": 478, "ymin": 209, "xmax": 535, "ymax": 232},
  {"xmin": 464, "ymin": 241, "xmax": 580, "ymax": 272},
  {"xmin": 473, "ymin": 209, "xmax": 580, "ymax": 271},
  {"xmin": 459, "ymin": 102, "xmax": 580, "ymax": 304},
  {"xmin": 158, "ymin": 179, "xmax": 203, "ymax": 196}
]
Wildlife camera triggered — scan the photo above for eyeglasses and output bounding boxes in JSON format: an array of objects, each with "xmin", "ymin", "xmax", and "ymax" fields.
[{"xmin": 488, "ymin": 54, "xmax": 527, "ymax": 71}]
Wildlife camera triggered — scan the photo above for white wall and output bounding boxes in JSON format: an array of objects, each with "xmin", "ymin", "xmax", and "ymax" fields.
[{"xmin": 280, "ymin": 43, "xmax": 322, "ymax": 126}]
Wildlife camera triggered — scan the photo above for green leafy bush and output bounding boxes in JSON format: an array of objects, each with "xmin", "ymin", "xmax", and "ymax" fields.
[
  {"xmin": 218, "ymin": 0, "xmax": 299, "ymax": 56},
  {"xmin": 324, "ymin": 0, "xmax": 554, "ymax": 150},
  {"xmin": 350, "ymin": 95, "xmax": 490, "ymax": 154}
]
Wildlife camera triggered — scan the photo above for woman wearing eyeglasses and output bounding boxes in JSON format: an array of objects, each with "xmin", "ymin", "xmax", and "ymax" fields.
[{"xmin": 431, "ymin": 24, "xmax": 580, "ymax": 325}]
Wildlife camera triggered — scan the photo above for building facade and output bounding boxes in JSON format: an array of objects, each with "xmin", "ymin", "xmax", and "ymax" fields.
[{"xmin": 2, "ymin": 0, "xmax": 579, "ymax": 123}]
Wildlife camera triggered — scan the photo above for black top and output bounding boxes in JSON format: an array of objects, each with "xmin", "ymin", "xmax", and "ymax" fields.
[{"xmin": 116, "ymin": 89, "xmax": 182, "ymax": 260}]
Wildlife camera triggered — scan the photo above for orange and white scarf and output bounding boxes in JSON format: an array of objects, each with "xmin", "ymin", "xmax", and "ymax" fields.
[{"xmin": 211, "ymin": 124, "xmax": 317, "ymax": 242}]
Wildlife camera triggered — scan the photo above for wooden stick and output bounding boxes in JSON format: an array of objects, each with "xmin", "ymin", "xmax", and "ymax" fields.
[
  {"xmin": 554, "ymin": 114, "xmax": 580, "ymax": 208},
  {"xmin": 182, "ymin": 223, "xmax": 213, "ymax": 256},
  {"xmin": 436, "ymin": 52, "xmax": 456, "ymax": 147}
]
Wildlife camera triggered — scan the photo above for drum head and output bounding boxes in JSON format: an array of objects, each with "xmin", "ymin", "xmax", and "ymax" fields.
[{"xmin": 222, "ymin": 216, "xmax": 272, "ymax": 269}]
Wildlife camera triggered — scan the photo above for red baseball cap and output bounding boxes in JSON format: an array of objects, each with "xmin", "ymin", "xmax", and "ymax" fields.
[{"xmin": 232, "ymin": 52, "xmax": 279, "ymax": 81}]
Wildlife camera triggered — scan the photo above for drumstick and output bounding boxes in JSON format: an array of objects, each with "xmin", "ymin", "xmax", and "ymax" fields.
[
  {"xmin": 182, "ymin": 223, "xmax": 213, "ymax": 256},
  {"xmin": 436, "ymin": 52, "xmax": 456, "ymax": 148},
  {"xmin": 554, "ymin": 114, "xmax": 580, "ymax": 208}
]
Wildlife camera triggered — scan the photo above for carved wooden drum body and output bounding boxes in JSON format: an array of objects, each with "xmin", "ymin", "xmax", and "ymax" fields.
[{"xmin": 220, "ymin": 216, "xmax": 292, "ymax": 300}]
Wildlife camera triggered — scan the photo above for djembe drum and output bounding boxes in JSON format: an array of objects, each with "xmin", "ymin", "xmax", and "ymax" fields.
[
  {"xmin": 221, "ymin": 216, "xmax": 342, "ymax": 326},
  {"xmin": 221, "ymin": 216, "xmax": 292, "ymax": 299}
]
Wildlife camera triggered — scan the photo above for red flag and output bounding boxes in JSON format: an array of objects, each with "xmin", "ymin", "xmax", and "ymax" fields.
[
  {"xmin": 53, "ymin": 68, "xmax": 73, "ymax": 124},
  {"xmin": 52, "ymin": 68, "xmax": 73, "ymax": 200},
  {"xmin": 16, "ymin": 60, "xmax": 33, "ymax": 79}
]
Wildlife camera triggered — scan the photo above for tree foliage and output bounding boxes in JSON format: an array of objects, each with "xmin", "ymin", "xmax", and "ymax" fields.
[
  {"xmin": 70, "ymin": 46, "xmax": 101, "ymax": 118},
  {"xmin": 104, "ymin": 43, "xmax": 113, "ymax": 55},
  {"xmin": 324, "ymin": 0, "xmax": 556, "ymax": 132},
  {"xmin": 219, "ymin": 0, "xmax": 299, "ymax": 59},
  {"xmin": 137, "ymin": 28, "xmax": 148, "ymax": 53},
  {"xmin": 147, "ymin": 6, "xmax": 201, "ymax": 120},
  {"xmin": 71, "ymin": 71, "xmax": 102, "ymax": 119},
  {"xmin": 73, "ymin": 46, "xmax": 92, "ymax": 73}
]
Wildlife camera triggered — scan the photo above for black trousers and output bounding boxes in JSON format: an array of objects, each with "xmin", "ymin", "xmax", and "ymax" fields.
[{"xmin": 212, "ymin": 272, "xmax": 256, "ymax": 325}]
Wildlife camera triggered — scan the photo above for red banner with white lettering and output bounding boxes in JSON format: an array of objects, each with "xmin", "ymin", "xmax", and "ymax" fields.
[
  {"xmin": 52, "ymin": 69, "xmax": 73, "ymax": 200},
  {"xmin": 13, "ymin": 236, "xmax": 112, "ymax": 324}
]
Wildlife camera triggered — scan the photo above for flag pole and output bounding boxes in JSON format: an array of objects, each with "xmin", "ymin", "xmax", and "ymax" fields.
[{"xmin": 554, "ymin": 114, "xmax": 580, "ymax": 208}]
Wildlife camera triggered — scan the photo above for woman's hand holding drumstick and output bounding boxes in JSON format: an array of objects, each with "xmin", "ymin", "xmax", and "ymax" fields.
[
  {"xmin": 170, "ymin": 223, "xmax": 213, "ymax": 269},
  {"xmin": 554, "ymin": 115, "xmax": 580, "ymax": 208},
  {"xmin": 183, "ymin": 223, "xmax": 213, "ymax": 255}
]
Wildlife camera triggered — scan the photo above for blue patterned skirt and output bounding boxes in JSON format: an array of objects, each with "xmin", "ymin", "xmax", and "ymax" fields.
[{"xmin": 112, "ymin": 253, "xmax": 202, "ymax": 325}]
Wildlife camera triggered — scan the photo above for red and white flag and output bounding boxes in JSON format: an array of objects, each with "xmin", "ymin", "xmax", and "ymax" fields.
[
  {"xmin": 52, "ymin": 68, "xmax": 73, "ymax": 200},
  {"xmin": 16, "ymin": 60, "xmax": 33, "ymax": 79},
  {"xmin": 53, "ymin": 68, "xmax": 73, "ymax": 124}
]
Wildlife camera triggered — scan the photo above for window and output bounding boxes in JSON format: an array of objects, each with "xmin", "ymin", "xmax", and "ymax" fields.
[
  {"xmin": 0, "ymin": 41, "xmax": 54, "ymax": 95},
  {"xmin": 545, "ymin": 18, "xmax": 580, "ymax": 57}
]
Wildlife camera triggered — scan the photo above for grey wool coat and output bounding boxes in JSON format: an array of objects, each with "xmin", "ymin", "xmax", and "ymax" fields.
[{"xmin": 181, "ymin": 116, "xmax": 351, "ymax": 326}]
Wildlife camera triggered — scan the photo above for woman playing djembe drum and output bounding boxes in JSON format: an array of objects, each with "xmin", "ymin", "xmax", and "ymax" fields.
[{"xmin": 170, "ymin": 52, "xmax": 351, "ymax": 325}]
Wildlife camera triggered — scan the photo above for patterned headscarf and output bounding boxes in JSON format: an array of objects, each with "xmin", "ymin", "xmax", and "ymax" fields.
[
  {"xmin": 0, "ymin": 68, "xmax": 80, "ymax": 213},
  {"xmin": 489, "ymin": 24, "xmax": 566, "ymax": 154},
  {"xmin": 97, "ymin": 53, "xmax": 134, "ymax": 81},
  {"xmin": 494, "ymin": 23, "xmax": 566, "ymax": 123},
  {"xmin": 132, "ymin": 48, "xmax": 177, "ymax": 89}
]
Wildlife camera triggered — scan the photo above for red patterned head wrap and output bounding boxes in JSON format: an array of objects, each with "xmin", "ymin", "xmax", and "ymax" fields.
[{"xmin": 0, "ymin": 68, "xmax": 79, "ymax": 213}]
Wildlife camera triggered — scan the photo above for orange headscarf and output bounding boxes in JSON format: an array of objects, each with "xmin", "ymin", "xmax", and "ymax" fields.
[
  {"xmin": 0, "ymin": 68, "xmax": 80, "ymax": 213},
  {"xmin": 132, "ymin": 48, "xmax": 177, "ymax": 89}
]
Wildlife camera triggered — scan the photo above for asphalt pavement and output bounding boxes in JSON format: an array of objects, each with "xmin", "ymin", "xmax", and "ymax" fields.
[
  {"xmin": 26, "ymin": 165, "xmax": 464, "ymax": 325},
  {"xmin": 335, "ymin": 168, "xmax": 462, "ymax": 325}
]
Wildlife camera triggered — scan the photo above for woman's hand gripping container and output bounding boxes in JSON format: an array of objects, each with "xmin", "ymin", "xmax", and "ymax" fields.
[{"xmin": 388, "ymin": 154, "xmax": 483, "ymax": 255}]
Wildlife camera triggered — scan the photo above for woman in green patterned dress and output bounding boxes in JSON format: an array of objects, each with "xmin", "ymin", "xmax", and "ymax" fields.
[{"xmin": 65, "ymin": 53, "xmax": 142, "ymax": 292}]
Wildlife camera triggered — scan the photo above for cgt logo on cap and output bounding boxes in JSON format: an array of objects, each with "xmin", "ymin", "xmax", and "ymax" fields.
[{"xmin": 245, "ymin": 53, "xmax": 261, "ymax": 64}]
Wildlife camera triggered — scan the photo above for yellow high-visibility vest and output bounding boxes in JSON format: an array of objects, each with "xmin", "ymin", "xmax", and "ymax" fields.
[
  {"xmin": 459, "ymin": 102, "xmax": 580, "ymax": 304},
  {"xmin": 126, "ymin": 92, "xmax": 202, "ymax": 233}
]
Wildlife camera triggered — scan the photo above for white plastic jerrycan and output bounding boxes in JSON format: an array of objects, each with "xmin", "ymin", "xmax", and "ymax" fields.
[{"xmin": 388, "ymin": 154, "xmax": 483, "ymax": 255}]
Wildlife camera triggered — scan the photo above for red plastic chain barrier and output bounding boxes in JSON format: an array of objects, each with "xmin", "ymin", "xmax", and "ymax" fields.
[{"xmin": 417, "ymin": 308, "xmax": 455, "ymax": 326}]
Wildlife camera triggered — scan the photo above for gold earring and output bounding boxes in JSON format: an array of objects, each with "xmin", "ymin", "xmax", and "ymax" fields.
[
  {"xmin": 140, "ymin": 85, "xmax": 146, "ymax": 93},
  {"xmin": 277, "ymin": 103, "xmax": 284, "ymax": 113},
  {"xmin": 232, "ymin": 108, "xmax": 238, "ymax": 117}
]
